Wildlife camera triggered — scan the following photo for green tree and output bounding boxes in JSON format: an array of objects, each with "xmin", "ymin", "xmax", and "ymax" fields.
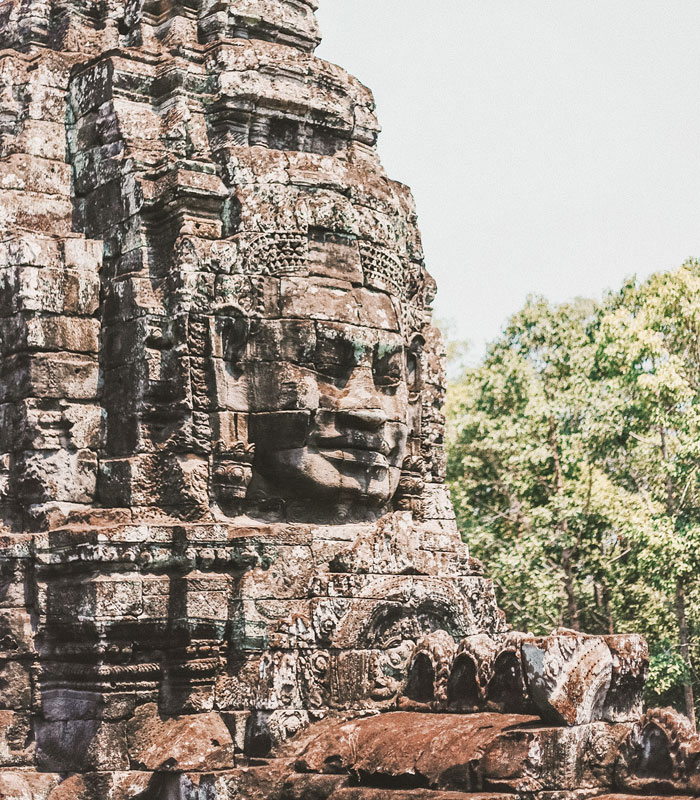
[
  {"xmin": 592, "ymin": 262, "xmax": 700, "ymax": 725},
  {"xmin": 446, "ymin": 267, "xmax": 700, "ymax": 726}
]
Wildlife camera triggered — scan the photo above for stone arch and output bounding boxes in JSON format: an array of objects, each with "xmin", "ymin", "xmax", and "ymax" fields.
[
  {"xmin": 400, "ymin": 630, "xmax": 456, "ymax": 708},
  {"xmin": 447, "ymin": 634, "xmax": 499, "ymax": 712},
  {"xmin": 486, "ymin": 649, "xmax": 528, "ymax": 713},
  {"xmin": 616, "ymin": 707, "xmax": 700, "ymax": 794},
  {"xmin": 404, "ymin": 652, "xmax": 435, "ymax": 703},
  {"xmin": 447, "ymin": 652, "xmax": 480, "ymax": 711}
]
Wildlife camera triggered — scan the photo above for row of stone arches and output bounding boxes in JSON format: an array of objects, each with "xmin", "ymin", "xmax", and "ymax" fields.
[{"xmin": 400, "ymin": 630, "xmax": 536, "ymax": 715}]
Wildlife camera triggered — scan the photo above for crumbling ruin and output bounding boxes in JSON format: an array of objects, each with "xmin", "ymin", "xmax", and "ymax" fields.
[{"xmin": 0, "ymin": 1, "xmax": 697, "ymax": 798}]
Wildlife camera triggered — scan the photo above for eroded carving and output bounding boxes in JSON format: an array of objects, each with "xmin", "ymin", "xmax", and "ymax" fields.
[{"xmin": 0, "ymin": 0, "xmax": 696, "ymax": 797}]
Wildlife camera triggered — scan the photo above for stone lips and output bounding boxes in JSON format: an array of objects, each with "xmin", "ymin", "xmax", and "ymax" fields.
[{"xmin": 0, "ymin": 0, "xmax": 697, "ymax": 797}]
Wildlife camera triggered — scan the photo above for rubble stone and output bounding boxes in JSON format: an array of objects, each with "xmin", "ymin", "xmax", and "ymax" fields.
[
  {"xmin": 126, "ymin": 703, "xmax": 235, "ymax": 771},
  {"xmin": 615, "ymin": 707, "xmax": 700, "ymax": 796},
  {"xmin": 296, "ymin": 711, "xmax": 540, "ymax": 790}
]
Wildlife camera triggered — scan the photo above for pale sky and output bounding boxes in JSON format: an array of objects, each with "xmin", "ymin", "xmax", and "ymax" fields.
[{"xmin": 316, "ymin": 1, "xmax": 700, "ymax": 364}]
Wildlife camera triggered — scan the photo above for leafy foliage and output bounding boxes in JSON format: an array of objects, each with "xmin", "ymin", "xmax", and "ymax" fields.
[{"xmin": 446, "ymin": 262, "xmax": 700, "ymax": 723}]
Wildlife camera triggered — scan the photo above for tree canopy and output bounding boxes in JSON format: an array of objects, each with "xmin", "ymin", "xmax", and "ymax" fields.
[{"xmin": 446, "ymin": 261, "xmax": 700, "ymax": 726}]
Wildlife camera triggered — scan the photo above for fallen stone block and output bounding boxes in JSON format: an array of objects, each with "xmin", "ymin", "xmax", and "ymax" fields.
[
  {"xmin": 479, "ymin": 720, "xmax": 632, "ymax": 792},
  {"xmin": 327, "ymin": 791, "xmax": 514, "ymax": 800},
  {"xmin": 522, "ymin": 631, "xmax": 613, "ymax": 726},
  {"xmin": 0, "ymin": 709, "xmax": 34, "ymax": 767},
  {"xmin": 601, "ymin": 634, "xmax": 648, "ymax": 723},
  {"xmin": 46, "ymin": 771, "xmax": 151, "ymax": 800},
  {"xmin": 615, "ymin": 707, "xmax": 700, "ymax": 796},
  {"xmin": 296, "ymin": 711, "xmax": 539, "ymax": 791},
  {"xmin": 281, "ymin": 773, "xmax": 349, "ymax": 800},
  {"xmin": 35, "ymin": 718, "xmax": 128, "ymax": 772},
  {"xmin": 0, "ymin": 771, "xmax": 59, "ymax": 800},
  {"xmin": 126, "ymin": 703, "xmax": 235, "ymax": 771}
]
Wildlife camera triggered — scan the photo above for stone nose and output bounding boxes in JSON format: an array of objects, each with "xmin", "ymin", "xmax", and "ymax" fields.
[{"xmin": 335, "ymin": 366, "xmax": 387, "ymax": 425}]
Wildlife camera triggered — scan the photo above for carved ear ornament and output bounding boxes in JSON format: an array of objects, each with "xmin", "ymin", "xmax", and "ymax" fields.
[
  {"xmin": 214, "ymin": 441, "xmax": 256, "ymax": 462},
  {"xmin": 212, "ymin": 442, "xmax": 256, "ymax": 503},
  {"xmin": 400, "ymin": 454, "xmax": 427, "ymax": 476},
  {"xmin": 395, "ymin": 455, "xmax": 427, "ymax": 518}
]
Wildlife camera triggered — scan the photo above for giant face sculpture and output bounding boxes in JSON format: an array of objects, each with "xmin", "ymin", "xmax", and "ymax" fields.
[
  {"xmin": 247, "ymin": 291, "xmax": 413, "ymax": 506},
  {"xmin": 213, "ymin": 262, "xmax": 424, "ymax": 515}
]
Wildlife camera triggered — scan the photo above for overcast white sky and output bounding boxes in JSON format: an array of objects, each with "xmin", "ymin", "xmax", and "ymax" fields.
[{"xmin": 316, "ymin": 1, "xmax": 700, "ymax": 363}]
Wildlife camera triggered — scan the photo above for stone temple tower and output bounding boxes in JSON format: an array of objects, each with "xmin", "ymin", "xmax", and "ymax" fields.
[{"xmin": 0, "ymin": 1, "xmax": 698, "ymax": 797}]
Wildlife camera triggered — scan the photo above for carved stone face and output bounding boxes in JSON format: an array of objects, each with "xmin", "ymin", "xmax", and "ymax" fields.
[
  {"xmin": 243, "ymin": 279, "xmax": 416, "ymax": 508},
  {"xmin": 369, "ymin": 639, "xmax": 416, "ymax": 701}
]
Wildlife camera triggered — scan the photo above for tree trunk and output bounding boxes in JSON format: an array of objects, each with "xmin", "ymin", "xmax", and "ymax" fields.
[
  {"xmin": 676, "ymin": 577, "xmax": 696, "ymax": 729},
  {"xmin": 561, "ymin": 549, "xmax": 580, "ymax": 631},
  {"xmin": 549, "ymin": 416, "xmax": 580, "ymax": 630}
]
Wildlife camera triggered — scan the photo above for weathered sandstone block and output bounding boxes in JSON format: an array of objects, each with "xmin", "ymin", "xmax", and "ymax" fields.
[
  {"xmin": 127, "ymin": 703, "xmax": 235, "ymax": 771},
  {"xmin": 522, "ymin": 632, "xmax": 613, "ymax": 726}
]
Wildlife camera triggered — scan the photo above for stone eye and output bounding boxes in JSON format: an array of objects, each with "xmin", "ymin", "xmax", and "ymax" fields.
[
  {"xmin": 315, "ymin": 360, "xmax": 354, "ymax": 384},
  {"xmin": 373, "ymin": 345, "xmax": 404, "ymax": 390},
  {"xmin": 312, "ymin": 333, "xmax": 356, "ymax": 385}
]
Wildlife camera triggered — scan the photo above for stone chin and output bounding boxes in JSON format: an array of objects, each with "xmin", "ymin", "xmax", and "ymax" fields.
[{"xmin": 255, "ymin": 444, "xmax": 405, "ymax": 505}]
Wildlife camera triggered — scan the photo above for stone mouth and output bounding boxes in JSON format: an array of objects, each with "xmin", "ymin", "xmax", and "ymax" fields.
[
  {"xmin": 319, "ymin": 448, "xmax": 390, "ymax": 469},
  {"xmin": 314, "ymin": 434, "xmax": 391, "ymax": 454}
]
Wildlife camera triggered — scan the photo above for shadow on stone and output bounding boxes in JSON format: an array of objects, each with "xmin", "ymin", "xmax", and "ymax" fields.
[
  {"xmin": 447, "ymin": 653, "xmax": 479, "ymax": 711},
  {"xmin": 404, "ymin": 653, "xmax": 435, "ymax": 704}
]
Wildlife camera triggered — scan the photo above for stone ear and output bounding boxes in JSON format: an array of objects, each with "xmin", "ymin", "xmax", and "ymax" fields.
[
  {"xmin": 407, "ymin": 335, "xmax": 425, "ymax": 397},
  {"xmin": 219, "ymin": 314, "xmax": 250, "ymax": 364}
]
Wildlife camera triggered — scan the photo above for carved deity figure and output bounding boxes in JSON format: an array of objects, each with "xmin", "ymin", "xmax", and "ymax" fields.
[{"xmin": 200, "ymin": 222, "xmax": 432, "ymax": 523}]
